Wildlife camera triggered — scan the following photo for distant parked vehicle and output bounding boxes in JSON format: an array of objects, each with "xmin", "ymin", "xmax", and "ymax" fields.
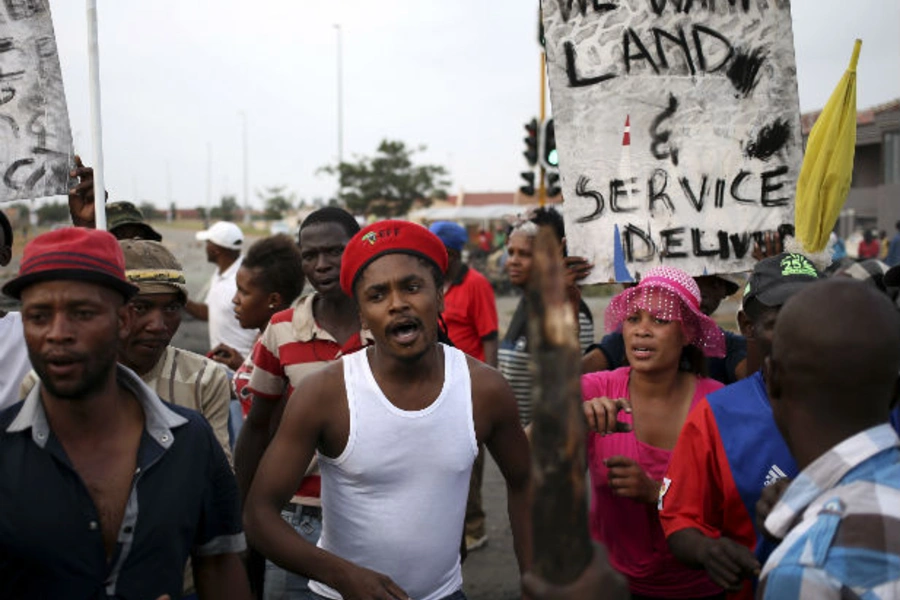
[{"xmin": 269, "ymin": 221, "xmax": 291, "ymax": 236}]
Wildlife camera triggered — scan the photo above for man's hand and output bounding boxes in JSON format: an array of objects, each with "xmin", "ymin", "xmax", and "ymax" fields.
[
  {"xmin": 752, "ymin": 231, "xmax": 784, "ymax": 261},
  {"xmin": 698, "ymin": 536, "xmax": 761, "ymax": 592},
  {"xmin": 208, "ymin": 343, "xmax": 244, "ymax": 371},
  {"xmin": 563, "ymin": 255, "xmax": 593, "ymax": 286},
  {"xmin": 68, "ymin": 155, "xmax": 102, "ymax": 227},
  {"xmin": 756, "ymin": 477, "xmax": 791, "ymax": 541},
  {"xmin": 522, "ymin": 543, "xmax": 629, "ymax": 600},
  {"xmin": 604, "ymin": 455, "xmax": 660, "ymax": 504},
  {"xmin": 334, "ymin": 563, "xmax": 409, "ymax": 600},
  {"xmin": 583, "ymin": 397, "xmax": 632, "ymax": 435}
]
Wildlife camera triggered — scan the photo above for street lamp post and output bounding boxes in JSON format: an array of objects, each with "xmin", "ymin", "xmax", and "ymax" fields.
[
  {"xmin": 334, "ymin": 24, "xmax": 344, "ymax": 201},
  {"xmin": 240, "ymin": 111, "xmax": 250, "ymax": 225}
]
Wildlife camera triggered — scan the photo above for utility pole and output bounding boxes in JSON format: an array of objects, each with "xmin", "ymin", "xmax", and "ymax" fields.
[
  {"xmin": 334, "ymin": 24, "xmax": 344, "ymax": 202},
  {"xmin": 205, "ymin": 142, "xmax": 212, "ymax": 228},
  {"xmin": 240, "ymin": 111, "xmax": 250, "ymax": 225}
]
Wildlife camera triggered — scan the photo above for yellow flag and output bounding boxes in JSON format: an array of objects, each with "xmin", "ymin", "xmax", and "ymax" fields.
[{"xmin": 795, "ymin": 40, "xmax": 861, "ymax": 254}]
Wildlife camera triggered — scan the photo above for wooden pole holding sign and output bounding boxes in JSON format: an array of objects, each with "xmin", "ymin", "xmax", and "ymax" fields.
[
  {"xmin": 538, "ymin": 51, "xmax": 547, "ymax": 208},
  {"xmin": 85, "ymin": 0, "xmax": 107, "ymax": 230},
  {"xmin": 526, "ymin": 226, "xmax": 592, "ymax": 583}
]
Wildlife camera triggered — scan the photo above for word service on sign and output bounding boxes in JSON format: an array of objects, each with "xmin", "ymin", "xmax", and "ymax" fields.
[
  {"xmin": 0, "ymin": 2, "xmax": 73, "ymax": 203},
  {"xmin": 542, "ymin": 0, "xmax": 802, "ymax": 283}
]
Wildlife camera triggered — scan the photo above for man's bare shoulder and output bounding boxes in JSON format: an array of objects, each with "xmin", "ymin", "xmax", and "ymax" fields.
[
  {"xmin": 465, "ymin": 354, "xmax": 512, "ymax": 396},
  {"xmin": 288, "ymin": 358, "xmax": 347, "ymax": 405}
]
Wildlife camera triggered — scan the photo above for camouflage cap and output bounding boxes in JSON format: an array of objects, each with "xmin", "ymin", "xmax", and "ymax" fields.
[
  {"xmin": 107, "ymin": 201, "xmax": 162, "ymax": 242},
  {"xmin": 119, "ymin": 239, "xmax": 188, "ymax": 302}
]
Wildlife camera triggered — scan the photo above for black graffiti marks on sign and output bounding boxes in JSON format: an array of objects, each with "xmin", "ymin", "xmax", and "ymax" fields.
[
  {"xmin": 0, "ymin": 4, "xmax": 72, "ymax": 201},
  {"xmin": 574, "ymin": 165, "xmax": 791, "ymax": 224},
  {"xmin": 650, "ymin": 94, "xmax": 679, "ymax": 166},
  {"xmin": 648, "ymin": 0, "xmax": 752, "ymax": 16},
  {"xmin": 4, "ymin": 0, "xmax": 47, "ymax": 21},
  {"xmin": 574, "ymin": 176, "xmax": 605, "ymax": 223},
  {"xmin": 726, "ymin": 46, "xmax": 767, "ymax": 96},
  {"xmin": 622, "ymin": 222, "xmax": 781, "ymax": 263},
  {"xmin": 745, "ymin": 119, "xmax": 791, "ymax": 161},
  {"xmin": 566, "ymin": 23, "xmax": 736, "ymax": 87},
  {"xmin": 555, "ymin": 0, "xmax": 618, "ymax": 23}
]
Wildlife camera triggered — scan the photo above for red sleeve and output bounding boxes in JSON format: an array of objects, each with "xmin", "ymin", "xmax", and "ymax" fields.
[
  {"xmin": 468, "ymin": 272, "xmax": 499, "ymax": 339},
  {"xmin": 659, "ymin": 399, "xmax": 726, "ymax": 539},
  {"xmin": 245, "ymin": 326, "xmax": 287, "ymax": 401}
]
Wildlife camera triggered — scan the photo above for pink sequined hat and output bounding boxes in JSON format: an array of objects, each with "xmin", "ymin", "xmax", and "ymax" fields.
[{"xmin": 605, "ymin": 266, "xmax": 726, "ymax": 358}]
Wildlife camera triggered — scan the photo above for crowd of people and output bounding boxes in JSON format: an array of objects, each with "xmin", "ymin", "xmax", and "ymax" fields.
[{"xmin": 0, "ymin": 165, "xmax": 898, "ymax": 600}]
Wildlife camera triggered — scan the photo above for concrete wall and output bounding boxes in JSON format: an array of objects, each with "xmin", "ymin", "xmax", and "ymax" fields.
[{"xmin": 844, "ymin": 183, "xmax": 900, "ymax": 231}]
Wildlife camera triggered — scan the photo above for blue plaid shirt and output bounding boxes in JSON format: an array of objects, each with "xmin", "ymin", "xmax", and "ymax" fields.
[{"xmin": 759, "ymin": 424, "xmax": 900, "ymax": 599}]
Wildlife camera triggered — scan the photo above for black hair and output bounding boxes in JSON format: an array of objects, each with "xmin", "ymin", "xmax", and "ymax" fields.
[
  {"xmin": 242, "ymin": 234, "xmax": 305, "ymax": 304},
  {"xmin": 417, "ymin": 256, "xmax": 445, "ymax": 291},
  {"xmin": 528, "ymin": 206, "xmax": 565, "ymax": 243},
  {"xmin": 679, "ymin": 345, "xmax": 709, "ymax": 377},
  {"xmin": 299, "ymin": 206, "xmax": 361, "ymax": 242},
  {"xmin": 0, "ymin": 210, "xmax": 11, "ymax": 247}
]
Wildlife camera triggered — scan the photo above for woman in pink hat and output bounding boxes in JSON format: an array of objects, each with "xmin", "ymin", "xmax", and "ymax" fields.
[{"xmin": 581, "ymin": 265, "xmax": 726, "ymax": 599}]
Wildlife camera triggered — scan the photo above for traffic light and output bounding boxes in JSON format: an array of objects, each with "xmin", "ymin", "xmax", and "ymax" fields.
[
  {"xmin": 546, "ymin": 171, "xmax": 562, "ymax": 198},
  {"xmin": 523, "ymin": 118, "xmax": 539, "ymax": 166},
  {"xmin": 541, "ymin": 118, "xmax": 558, "ymax": 168},
  {"xmin": 519, "ymin": 171, "xmax": 536, "ymax": 197}
]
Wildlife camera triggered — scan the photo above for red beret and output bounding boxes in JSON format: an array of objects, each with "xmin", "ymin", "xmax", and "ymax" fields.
[
  {"xmin": 2, "ymin": 227, "xmax": 139, "ymax": 300},
  {"xmin": 340, "ymin": 220, "xmax": 449, "ymax": 297}
]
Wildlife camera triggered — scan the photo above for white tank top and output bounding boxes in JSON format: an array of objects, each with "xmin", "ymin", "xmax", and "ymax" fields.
[{"xmin": 309, "ymin": 344, "xmax": 478, "ymax": 600}]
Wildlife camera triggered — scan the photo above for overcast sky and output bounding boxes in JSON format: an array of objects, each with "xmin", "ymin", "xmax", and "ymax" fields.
[{"xmin": 48, "ymin": 0, "xmax": 900, "ymax": 211}]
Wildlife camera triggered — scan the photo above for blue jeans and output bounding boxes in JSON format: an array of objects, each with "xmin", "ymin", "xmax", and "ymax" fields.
[{"xmin": 264, "ymin": 505, "xmax": 323, "ymax": 600}]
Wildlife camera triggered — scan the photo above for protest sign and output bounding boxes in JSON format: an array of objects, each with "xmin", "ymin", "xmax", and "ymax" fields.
[
  {"xmin": 0, "ymin": 1, "xmax": 72, "ymax": 203},
  {"xmin": 542, "ymin": 0, "xmax": 802, "ymax": 282}
]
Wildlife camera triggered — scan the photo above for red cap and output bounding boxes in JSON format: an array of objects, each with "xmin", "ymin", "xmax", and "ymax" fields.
[
  {"xmin": 2, "ymin": 227, "xmax": 139, "ymax": 300},
  {"xmin": 340, "ymin": 220, "xmax": 449, "ymax": 297}
]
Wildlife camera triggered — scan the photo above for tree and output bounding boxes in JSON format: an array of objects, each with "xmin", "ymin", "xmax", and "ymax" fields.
[
  {"xmin": 139, "ymin": 202, "xmax": 161, "ymax": 221},
  {"xmin": 36, "ymin": 201, "xmax": 69, "ymax": 225},
  {"xmin": 320, "ymin": 139, "xmax": 451, "ymax": 217},
  {"xmin": 258, "ymin": 186, "xmax": 296, "ymax": 220},
  {"xmin": 211, "ymin": 195, "xmax": 238, "ymax": 221}
]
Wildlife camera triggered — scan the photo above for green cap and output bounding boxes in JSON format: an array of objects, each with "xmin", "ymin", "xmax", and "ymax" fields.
[{"xmin": 107, "ymin": 201, "xmax": 162, "ymax": 242}]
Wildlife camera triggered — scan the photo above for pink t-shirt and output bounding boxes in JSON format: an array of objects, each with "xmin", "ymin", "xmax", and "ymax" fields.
[{"xmin": 581, "ymin": 367, "xmax": 724, "ymax": 598}]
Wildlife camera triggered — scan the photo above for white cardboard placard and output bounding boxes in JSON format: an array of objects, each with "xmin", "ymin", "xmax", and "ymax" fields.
[
  {"xmin": 0, "ymin": 2, "xmax": 72, "ymax": 203},
  {"xmin": 543, "ymin": 0, "xmax": 802, "ymax": 282}
]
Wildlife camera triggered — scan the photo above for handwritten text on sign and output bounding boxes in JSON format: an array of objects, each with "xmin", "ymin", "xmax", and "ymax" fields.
[
  {"xmin": 543, "ymin": 0, "xmax": 802, "ymax": 282},
  {"xmin": 0, "ymin": 1, "xmax": 73, "ymax": 203}
]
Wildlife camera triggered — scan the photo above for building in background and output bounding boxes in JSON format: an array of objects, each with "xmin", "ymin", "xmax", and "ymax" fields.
[{"xmin": 802, "ymin": 99, "xmax": 900, "ymax": 237}]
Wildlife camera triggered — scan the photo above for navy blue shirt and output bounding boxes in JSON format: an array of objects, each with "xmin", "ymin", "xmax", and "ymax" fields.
[
  {"xmin": 0, "ymin": 366, "xmax": 244, "ymax": 599},
  {"xmin": 587, "ymin": 328, "xmax": 747, "ymax": 385}
]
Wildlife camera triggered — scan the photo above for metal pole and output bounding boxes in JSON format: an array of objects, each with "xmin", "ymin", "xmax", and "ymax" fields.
[
  {"xmin": 205, "ymin": 142, "xmax": 212, "ymax": 228},
  {"xmin": 335, "ymin": 24, "xmax": 344, "ymax": 202},
  {"xmin": 240, "ymin": 111, "xmax": 250, "ymax": 224},
  {"xmin": 538, "ymin": 51, "xmax": 547, "ymax": 207},
  {"xmin": 85, "ymin": 0, "xmax": 107, "ymax": 230},
  {"xmin": 166, "ymin": 161, "xmax": 173, "ymax": 223},
  {"xmin": 335, "ymin": 24, "xmax": 344, "ymax": 166}
]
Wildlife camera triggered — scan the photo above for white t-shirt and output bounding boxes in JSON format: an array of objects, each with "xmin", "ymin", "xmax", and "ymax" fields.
[
  {"xmin": 204, "ymin": 257, "xmax": 258, "ymax": 357},
  {"xmin": 0, "ymin": 312, "xmax": 32, "ymax": 409}
]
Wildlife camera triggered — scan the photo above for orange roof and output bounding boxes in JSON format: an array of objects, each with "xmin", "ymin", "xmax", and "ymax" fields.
[
  {"xmin": 801, "ymin": 98, "xmax": 900, "ymax": 135},
  {"xmin": 447, "ymin": 191, "xmax": 563, "ymax": 206}
]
